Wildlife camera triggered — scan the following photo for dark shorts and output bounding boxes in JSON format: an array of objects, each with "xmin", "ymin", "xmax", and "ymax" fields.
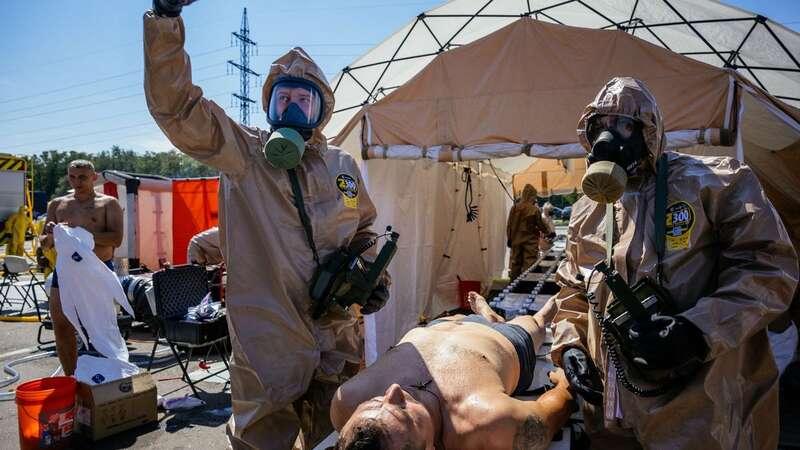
[
  {"xmin": 428, "ymin": 314, "xmax": 536, "ymax": 395},
  {"xmin": 51, "ymin": 259, "xmax": 114, "ymax": 289}
]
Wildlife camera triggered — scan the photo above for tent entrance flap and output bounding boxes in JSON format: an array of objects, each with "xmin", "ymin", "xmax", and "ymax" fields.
[{"xmin": 361, "ymin": 159, "xmax": 511, "ymax": 363}]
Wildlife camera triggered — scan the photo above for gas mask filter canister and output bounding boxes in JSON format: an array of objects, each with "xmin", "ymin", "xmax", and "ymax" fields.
[
  {"xmin": 264, "ymin": 127, "xmax": 306, "ymax": 170},
  {"xmin": 582, "ymin": 160, "xmax": 628, "ymax": 204},
  {"xmin": 581, "ymin": 116, "xmax": 646, "ymax": 204}
]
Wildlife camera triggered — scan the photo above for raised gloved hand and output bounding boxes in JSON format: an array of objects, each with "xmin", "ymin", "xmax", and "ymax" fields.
[
  {"xmin": 152, "ymin": 0, "xmax": 197, "ymax": 17},
  {"xmin": 360, "ymin": 281, "xmax": 389, "ymax": 315},
  {"xmin": 627, "ymin": 315, "xmax": 708, "ymax": 371},
  {"xmin": 562, "ymin": 347, "xmax": 603, "ymax": 406}
]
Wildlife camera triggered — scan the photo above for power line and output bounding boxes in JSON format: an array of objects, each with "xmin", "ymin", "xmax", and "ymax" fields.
[
  {"xmin": 0, "ymin": 47, "xmax": 233, "ymax": 105},
  {"xmin": 53, "ymin": 106, "xmax": 240, "ymax": 151},
  {"xmin": 17, "ymin": 121, "xmax": 156, "ymax": 148},
  {"xmin": 1, "ymin": 46, "xmax": 370, "ymax": 108},
  {"xmin": 252, "ymin": 52, "xmax": 364, "ymax": 58},
  {"xmin": 1, "ymin": 73, "xmax": 239, "ymax": 139},
  {"xmin": 229, "ymin": 8, "xmax": 259, "ymax": 125},
  {"xmin": 7, "ymin": 92, "xmax": 230, "ymax": 149},
  {"xmin": 0, "ymin": 62, "xmax": 226, "ymax": 116},
  {"xmin": 7, "ymin": 9, "xmax": 248, "ymax": 78},
  {"xmin": 257, "ymin": 43, "xmax": 375, "ymax": 48},
  {"xmin": 0, "ymin": 69, "xmax": 144, "ymax": 106},
  {"xmin": 2, "ymin": 73, "xmax": 231, "ymax": 123},
  {"xmin": 6, "ymin": 0, "xmax": 438, "ymax": 87},
  {"xmin": 270, "ymin": 2, "xmax": 440, "ymax": 12},
  {"xmin": 0, "ymin": 108, "xmax": 148, "ymax": 138},
  {"xmin": 2, "ymin": 1, "xmax": 440, "ymax": 105}
]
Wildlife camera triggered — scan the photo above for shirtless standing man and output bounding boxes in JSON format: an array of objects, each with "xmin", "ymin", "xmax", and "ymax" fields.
[
  {"xmin": 39, "ymin": 160, "xmax": 123, "ymax": 376},
  {"xmin": 332, "ymin": 293, "xmax": 574, "ymax": 450}
]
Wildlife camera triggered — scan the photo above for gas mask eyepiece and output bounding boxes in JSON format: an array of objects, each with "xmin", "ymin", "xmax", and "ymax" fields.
[{"xmin": 264, "ymin": 77, "xmax": 325, "ymax": 169}]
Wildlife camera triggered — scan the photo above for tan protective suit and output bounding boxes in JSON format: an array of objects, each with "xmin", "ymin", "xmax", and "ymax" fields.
[
  {"xmin": 507, "ymin": 184, "xmax": 547, "ymax": 279},
  {"xmin": 187, "ymin": 226, "xmax": 222, "ymax": 265},
  {"xmin": 144, "ymin": 12, "xmax": 378, "ymax": 449},
  {"xmin": 551, "ymin": 78, "xmax": 798, "ymax": 450}
]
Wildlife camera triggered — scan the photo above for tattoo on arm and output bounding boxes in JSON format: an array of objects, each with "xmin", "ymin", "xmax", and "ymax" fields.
[{"xmin": 512, "ymin": 414, "xmax": 549, "ymax": 450}]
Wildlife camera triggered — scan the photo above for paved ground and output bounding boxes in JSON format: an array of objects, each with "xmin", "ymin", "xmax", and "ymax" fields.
[
  {"xmin": 0, "ymin": 280, "xmax": 232, "ymax": 450},
  {"xmin": 0, "ymin": 260, "xmax": 798, "ymax": 449}
]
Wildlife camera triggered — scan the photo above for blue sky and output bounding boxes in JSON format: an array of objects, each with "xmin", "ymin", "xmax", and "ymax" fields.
[{"xmin": 0, "ymin": 0, "xmax": 797, "ymax": 156}]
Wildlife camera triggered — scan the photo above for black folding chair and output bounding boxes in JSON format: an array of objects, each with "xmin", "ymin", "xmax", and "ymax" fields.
[{"xmin": 147, "ymin": 264, "xmax": 229, "ymax": 395}]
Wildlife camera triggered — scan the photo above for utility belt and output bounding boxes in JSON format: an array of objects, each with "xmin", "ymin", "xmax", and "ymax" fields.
[{"xmin": 287, "ymin": 169, "xmax": 399, "ymax": 319}]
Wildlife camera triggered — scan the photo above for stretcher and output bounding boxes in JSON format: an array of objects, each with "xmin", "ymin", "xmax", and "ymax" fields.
[{"xmin": 313, "ymin": 328, "xmax": 580, "ymax": 450}]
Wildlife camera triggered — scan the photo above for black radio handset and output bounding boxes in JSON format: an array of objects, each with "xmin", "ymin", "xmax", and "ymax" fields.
[{"xmin": 594, "ymin": 261, "xmax": 650, "ymax": 325}]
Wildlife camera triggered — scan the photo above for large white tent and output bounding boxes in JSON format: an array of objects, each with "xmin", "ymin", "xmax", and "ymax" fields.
[
  {"xmin": 328, "ymin": 0, "xmax": 799, "ymax": 139},
  {"xmin": 322, "ymin": 0, "xmax": 800, "ymax": 364}
]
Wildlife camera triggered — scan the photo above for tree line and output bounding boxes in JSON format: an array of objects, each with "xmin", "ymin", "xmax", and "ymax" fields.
[{"xmin": 32, "ymin": 146, "xmax": 218, "ymax": 199}]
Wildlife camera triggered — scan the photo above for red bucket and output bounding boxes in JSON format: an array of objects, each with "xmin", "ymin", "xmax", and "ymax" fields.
[
  {"xmin": 458, "ymin": 280, "xmax": 482, "ymax": 310},
  {"xmin": 16, "ymin": 376, "xmax": 76, "ymax": 450}
]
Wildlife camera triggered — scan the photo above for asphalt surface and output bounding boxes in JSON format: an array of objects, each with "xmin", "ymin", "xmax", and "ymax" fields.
[
  {"xmin": 0, "ymin": 280, "xmax": 232, "ymax": 450},
  {"xmin": 1, "ymin": 250, "xmax": 798, "ymax": 450}
]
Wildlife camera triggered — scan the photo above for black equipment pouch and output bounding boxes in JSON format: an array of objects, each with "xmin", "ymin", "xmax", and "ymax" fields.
[
  {"xmin": 595, "ymin": 261, "xmax": 677, "ymax": 377},
  {"xmin": 308, "ymin": 234, "xmax": 398, "ymax": 319},
  {"xmin": 287, "ymin": 168, "xmax": 399, "ymax": 319}
]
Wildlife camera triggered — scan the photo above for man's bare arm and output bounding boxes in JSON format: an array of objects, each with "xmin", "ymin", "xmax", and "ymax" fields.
[
  {"xmin": 40, "ymin": 199, "xmax": 60, "ymax": 249},
  {"xmin": 92, "ymin": 199, "xmax": 124, "ymax": 247},
  {"xmin": 494, "ymin": 370, "xmax": 575, "ymax": 450},
  {"xmin": 524, "ymin": 379, "xmax": 574, "ymax": 438}
]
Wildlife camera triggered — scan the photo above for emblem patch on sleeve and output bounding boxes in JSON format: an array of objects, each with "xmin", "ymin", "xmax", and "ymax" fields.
[
  {"xmin": 665, "ymin": 201, "xmax": 695, "ymax": 250},
  {"xmin": 336, "ymin": 174, "xmax": 359, "ymax": 209}
]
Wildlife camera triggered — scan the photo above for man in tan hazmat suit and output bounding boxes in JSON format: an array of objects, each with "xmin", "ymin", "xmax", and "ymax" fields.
[
  {"xmin": 144, "ymin": 2, "xmax": 389, "ymax": 448},
  {"xmin": 507, "ymin": 184, "xmax": 549, "ymax": 280},
  {"xmin": 187, "ymin": 226, "xmax": 223, "ymax": 266},
  {"xmin": 550, "ymin": 77, "xmax": 798, "ymax": 449}
]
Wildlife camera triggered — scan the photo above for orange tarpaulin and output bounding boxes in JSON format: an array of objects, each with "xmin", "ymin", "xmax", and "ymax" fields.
[{"xmin": 172, "ymin": 178, "xmax": 219, "ymax": 265}]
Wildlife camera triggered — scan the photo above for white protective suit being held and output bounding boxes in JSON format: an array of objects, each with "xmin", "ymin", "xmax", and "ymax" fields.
[
  {"xmin": 144, "ymin": 9, "xmax": 381, "ymax": 450},
  {"xmin": 53, "ymin": 225, "xmax": 134, "ymax": 363}
]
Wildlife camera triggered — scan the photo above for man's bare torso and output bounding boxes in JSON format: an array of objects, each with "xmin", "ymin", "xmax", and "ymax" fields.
[
  {"xmin": 51, "ymin": 193, "xmax": 118, "ymax": 261},
  {"xmin": 335, "ymin": 317, "xmax": 531, "ymax": 448}
]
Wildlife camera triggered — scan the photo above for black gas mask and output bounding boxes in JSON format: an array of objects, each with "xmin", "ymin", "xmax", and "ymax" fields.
[{"xmin": 581, "ymin": 115, "xmax": 648, "ymax": 203}]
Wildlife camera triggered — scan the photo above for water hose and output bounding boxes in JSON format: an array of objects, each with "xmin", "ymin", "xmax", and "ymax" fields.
[
  {"xmin": 0, "ymin": 351, "xmax": 57, "ymax": 401},
  {"xmin": 0, "ymin": 316, "xmax": 41, "ymax": 323}
]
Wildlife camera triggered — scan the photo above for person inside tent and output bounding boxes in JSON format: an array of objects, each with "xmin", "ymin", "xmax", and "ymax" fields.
[
  {"xmin": 332, "ymin": 292, "xmax": 574, "ymax": 450},
  {"xmin": 187, "ymin": 226, "xmax": 223, "ymax": 266},
  {"xmin": 550, "ymin": 77, "xmax": 798, "ymax": 449},
  {"xmin": 539, "ymin": 202, "xmax": 557, "ymax": 256},
  {"xmin": 145, "ymin": 1, "xmax": 389, "ymax": 449},
  {"xmin": 39, "ymin": 160, "xmax": 124, "ymax": 376},
  {"xmin": 507, "ymin": 184, "xmax": 549, "ymax": 280}
]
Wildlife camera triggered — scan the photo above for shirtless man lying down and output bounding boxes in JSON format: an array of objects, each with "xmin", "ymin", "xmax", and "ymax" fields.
[{"xmin": 331, "ymin": 293, "xmax": 574, "ymax": 450}]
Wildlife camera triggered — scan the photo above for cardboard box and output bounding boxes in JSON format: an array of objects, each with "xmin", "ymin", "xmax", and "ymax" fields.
[{"xmin": 75, "ymin": 372, "xmax": 157, "ymax": 441}]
